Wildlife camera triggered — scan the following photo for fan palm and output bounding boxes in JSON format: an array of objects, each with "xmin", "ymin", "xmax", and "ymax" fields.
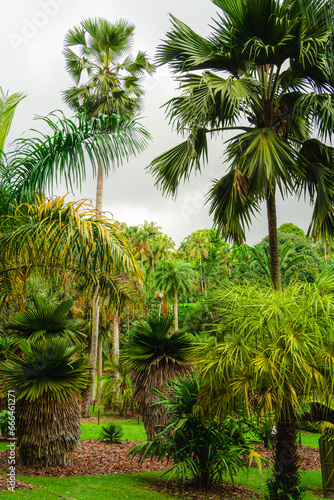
[
  {"xmin": 0, "ymin": 338, "xmax": 89, "ymax": 466},
  {"xmin": 63, "ymin": 17, "xmax": 154, "ymax": 213},
  {"xmin": 123, "ymin": 316, "xmax": 193, "ymax": 439},
  {"xmin": 149, "ymin": 0, "xmax": 334, "ymax": 290},
  {"xmin": 198, "ymin": 272, "xmax": 334, "ymax": 499},
  {"xmin": 5, "ymin": 294, "xmax": 85, "ymax": 345},
  {"xmin": 152, "ymin": 260, "xmax": 195, "ymax": 331},
  {"xmin": 63, "ymin": 17, "xmax": 154, "ymax": 120}
]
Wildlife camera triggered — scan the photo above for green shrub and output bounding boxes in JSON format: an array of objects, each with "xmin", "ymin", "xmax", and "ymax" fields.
[
  {"xmin": 128, "ymin": 376, "xmax": 258, "ymax": 490},
  {"xmin": 99, "ymin": 423, "xmax": 124, "ymax": 443},
  {"xmin": 0, "ymin": 410, "xmax": 9, "ymax": 438},
  {"xmin": 100, "ymin": 375, "xmax": 137, "ymax": 415},
  {"xmin": 299, "ymin": 421, "xmax": 321, "ymax": 433}
]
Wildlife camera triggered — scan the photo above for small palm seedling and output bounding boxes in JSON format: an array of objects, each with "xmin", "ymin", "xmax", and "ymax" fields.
[{"xmin": 100, "ymin": 423, "xmax": 124, "ymax": 443}]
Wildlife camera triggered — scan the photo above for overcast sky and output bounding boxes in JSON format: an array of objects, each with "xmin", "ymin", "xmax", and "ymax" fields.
[{"xmin": 1, "ymin": 0, "xmax": 314, "ymax": 247}]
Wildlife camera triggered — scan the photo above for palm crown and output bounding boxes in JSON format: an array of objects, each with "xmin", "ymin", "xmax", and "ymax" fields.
[
  {"xmin": 63, "ymin": 18, "xmax": 155, "ymax": 118},
  {"xmin": 149, "ymin": 0, "xmax": 334, "ymax": 288}
]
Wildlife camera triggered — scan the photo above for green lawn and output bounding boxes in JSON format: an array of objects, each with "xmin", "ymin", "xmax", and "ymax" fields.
[
  {"xmin": 0, "ymin": 472, "xmax": 175, "ymax": 500},
  {"xmin": 0, "ymin": 467, "xmax": 326, "ymax": 500},
  {"xmin": 80, "ymin": 419, "xmax": 147, "ymax": 442}
]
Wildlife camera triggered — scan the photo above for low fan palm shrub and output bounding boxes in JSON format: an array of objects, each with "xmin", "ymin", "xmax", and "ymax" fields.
[
  {"xmin": 0, "ymin": 338, "xmax": 89, "ymax": 466},
  {"xmin": 5, "ymin": 294, "xmax": 85, "ymax": 345},
  {"xmin": 99, "ymin": 423, "xmax": 124, "ymax": 443},
  {"xmin": 128, "ymin": 376, "xmax": 259, "ymax": 490},
  {"xmin": 123, "ymin": 316, "xmax": 193, "ymax": 440}
]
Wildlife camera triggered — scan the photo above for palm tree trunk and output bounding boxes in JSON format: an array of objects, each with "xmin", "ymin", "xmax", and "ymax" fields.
[
  {"xmin": 95, "ymin": 162, "xmax": 104, "ymax": 213},
  {"xmin": 96, "ymin": 335, "xmax": 103, "ymax": 404},
  {"xmin": 269, "ymin": 411, "xmax": 300, "ymax": 500},
  {"xmin": 112, "ymin": 306, "xmax": 120, "ymax": 411},
  {"xmin": 82, "ymin": 157, "xmax": 104, "ymax": 416},
  {"xmin": 266, "ymin": 192, "xmax": 281, "ymax": 290},
  {"xmin": 174, "ymin": 291, "xmax": 178, "ymax": 332},
  {"xmin": 81, "ymin": 288, "xmax": 99, "ymax": 416}
]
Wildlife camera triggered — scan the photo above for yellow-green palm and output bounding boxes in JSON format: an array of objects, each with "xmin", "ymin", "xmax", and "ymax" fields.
[
  {"xmin": 0, "ymin": 195, "xmax": 143, "ymax": 306},
  {"xmin": 0, "ymin": 88, "xmax": 25, "ymax": 155},
  {"xmin": 198, "ymin": 273, "xmax": 334, "ymax": 499}
]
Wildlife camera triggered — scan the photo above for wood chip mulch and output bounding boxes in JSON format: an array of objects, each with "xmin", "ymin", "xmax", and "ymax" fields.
[
  {"xmin": 146, "ymin": 479, "xmax": 261, "ymax": 500},
  {"xmin": 0, "ymin": 440, "xmax": 167, "ymax": 478},
  {"xmin": 250, "ymin": 445, "xmax": 321, "ymax": 471}
]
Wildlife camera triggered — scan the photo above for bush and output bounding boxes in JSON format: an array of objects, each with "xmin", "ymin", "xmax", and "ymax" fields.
[
  {"xmin": 299, "ymin": 420, "xmax": 321, "ymax": 433},
  {"xmin": 99, "ymin": 423, "xmax": 124, "ymax": 443},
  {"xmin": 0, "ymin": 410, "xmax": 9, "ymax": 438},
  {"xmin": 128, "ymin": 376, "xmax": 259, "ymax": 490}
]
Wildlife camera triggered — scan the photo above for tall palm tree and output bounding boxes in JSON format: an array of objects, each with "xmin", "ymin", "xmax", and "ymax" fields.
[
  {"xmin": 152, "ymin": 260, "xmax": 195, "ymax": 331},
  {"xmin": 198, "ymin": 273, "xmax": 334, "ymax": 499},
  {"xmin": 62, "ymin": 20, "xmax": 153, "ymax": 407},
  {"xmin": 0, "ymin": 338, "xmax": 89, "ymax": 466},
  {"xmin": 123, "ymin": 316, "xmax": 193, "ymax": 439},
  {"xmin": 63, "ymin": 17, "xmax": 155, "ymax": 212},
  {"xmin": 149, "ymin": 0, "xmax": 334, "ymax": 290}
]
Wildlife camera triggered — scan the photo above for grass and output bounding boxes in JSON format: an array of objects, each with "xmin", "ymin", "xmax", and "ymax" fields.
[
  {"xmin": 80, "ymin": 419, "xmax": 147, "ymax": 442},
  {"xmin": 232, "ymin": 468, "xmax": 325, "ymax": 500},
  {"xmin": 0, "ymin": 471, "xmax": 174, "ymax": 499},
  {"xmin": 0, "ymin": 466, "xmax": 326, "ymax": 499},
  {"xmin": 300, "ymin": 431, "xmax": 321, "ymax": 448}
]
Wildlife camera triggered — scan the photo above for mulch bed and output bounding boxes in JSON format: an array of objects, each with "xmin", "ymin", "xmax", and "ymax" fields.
[
  {"xmin": 0, "ymin": 440, "xmax": 167, "ymax": 478},
  {"xmin": 0, "ymin": 433, "xmax": 322, "ymax": 499}
]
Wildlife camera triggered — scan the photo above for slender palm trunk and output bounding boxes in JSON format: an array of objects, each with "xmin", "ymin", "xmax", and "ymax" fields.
[
  {"xmin": 174, "ymin": 291, "xmax": 178, "ymax": 332},
  {"xmin": 112, "ymin": 306, "xmax": 120, "ymax": 411},
  {"xmin": 269, "ymin": 410, "xmax": 300, "ymax": 500},
  {"xmin": 81, "ymin": 289, "xmax": 100, "ymax": 416},
  {"xmin": 82, "ymin": 159, "xmax": 104, "ymax": 416},
  {"xmin": 266, "ymin": 192, "xmax": 281, "ymax": 290},
  {"xmin": 96, "ymin": 336, "xmax": 103, "ymax": 404}
]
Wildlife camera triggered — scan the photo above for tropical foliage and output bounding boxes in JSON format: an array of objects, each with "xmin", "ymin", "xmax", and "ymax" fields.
[
  {"xmin": 198, "ymin": 272, "xmax": 334, "ymax": 499},
  {"xmin": 149, "ymin": 0, "xmax": 334, "ymax": 289},
  {"xmin": 123, "ymin": 316, "xmax": 193, "ymax": 439},
  {"xmin": 0, "ymin": 337, "xmax": 89, "ymax": 466},
  {"xmin": 129, "ymin": 376, "xmax": 259, "ymax": 490}
]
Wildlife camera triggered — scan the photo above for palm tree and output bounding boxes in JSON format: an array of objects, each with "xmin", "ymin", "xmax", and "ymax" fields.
[
  {"xmin": 3, "ymin": 110, "xmax": 150, "ymax": 204},
  {"xmin": 0, "ymin": 88, "xmax": 25, "ymax": 156},
  {"xmin": 0, "ymin": 338, "xmax": 89, "ymax": 466},
  {"xmin": 63, "ymin": 20, "xmax": 153, "ymax": 406},
  {"xmin": 63, "ymin": 17, "xmax": 154, "ymax": 213},
  {"xmin": 198, "ymin": 273, "xmax": 334, "ymax": 499},
  {"xmin": 4, "ymin": 294, "xmax": 85, "ymax": 345},
  {"xmin": 149, "ymin": 0, "xmax": 334, "ymax": 290},
  {"xmin": 123, "ymin": 316, "xmax": 193, "ymax": 440},
  {"xmin": 152, "ymin": 260, "xmax": 195, "ymax": 331}
]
